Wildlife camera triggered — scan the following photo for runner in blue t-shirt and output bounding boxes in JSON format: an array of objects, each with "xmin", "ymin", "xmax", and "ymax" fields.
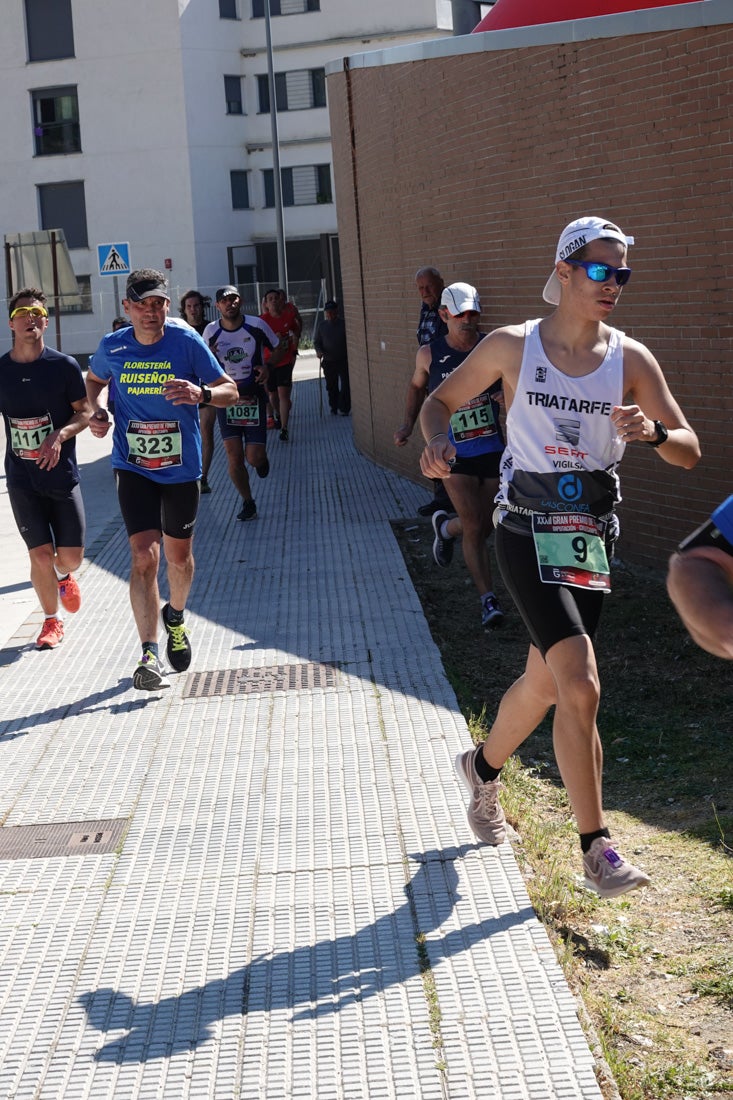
[{"xmin": 87, "ymin": 269, "xmax": 237, "ymax": 690}]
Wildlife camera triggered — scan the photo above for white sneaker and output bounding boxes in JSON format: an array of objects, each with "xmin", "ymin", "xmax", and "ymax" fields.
[
  {"xmin": 454, "ymin": 748, "xmax": 506, "ymax": 845},
  {"xmin": 582, "ymin": 837, "xmax": 650, "ymax": 898}
]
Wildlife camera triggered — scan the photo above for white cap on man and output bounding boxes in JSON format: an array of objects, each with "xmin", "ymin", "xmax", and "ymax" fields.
[
  {"xmin": 440, "ymin": 282, "xmax": 481, "ymax": 315},
  {"xmin": 543, "ymin": 216, "xmax": 634, "ymax": 305}
]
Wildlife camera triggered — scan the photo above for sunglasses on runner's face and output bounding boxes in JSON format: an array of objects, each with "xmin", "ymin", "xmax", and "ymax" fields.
[
  {"xmin": 10, "ymin": 306, "xmax": 48, "ymax": 320},
  {"xmin": 563, "ymin": 260, "xmax": 632, "ymax": 287}
]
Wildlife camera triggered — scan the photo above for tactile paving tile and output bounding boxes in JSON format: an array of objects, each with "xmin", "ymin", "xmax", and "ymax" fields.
[{"xmin": 0, "ymin": 371, "xmax": 604, "ymax": 1099}]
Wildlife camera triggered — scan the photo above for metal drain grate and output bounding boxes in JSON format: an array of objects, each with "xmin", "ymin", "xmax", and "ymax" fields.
[
  {"xmin": 0, "ymin": 818, "xmax": 128, "ymax": 861},
  {"xmin": 183, "ymin": 661, "xmax": 339, "ymax": 699}
]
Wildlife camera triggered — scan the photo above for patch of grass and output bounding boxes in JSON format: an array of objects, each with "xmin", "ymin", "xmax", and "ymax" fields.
[
  {"xmin": 684, "ymin": 804, "xmax": 733, "ymax": 855},
  {"xmin": 714, "ymin": 887, "xmax": 733, "ymax": 911},
  {"xmin": 690, "ymin": 958, "xmax": 733, "ymax": 1008},
  {"xmin": 636, "ymin": 1062, "xmax": 720, "ymax": 1100},
  {"xmin": 415, "ymin": 931, "xmax": 446, "ymax": 1063},
  {"xmin": 586, "ymin": 990, "xmax": 725, "ymax": 1100}
]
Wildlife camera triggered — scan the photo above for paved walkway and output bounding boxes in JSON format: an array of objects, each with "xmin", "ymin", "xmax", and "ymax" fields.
[{"xmin": 0, "ymin": 355, "xmax": 605, "ymax": 1099}]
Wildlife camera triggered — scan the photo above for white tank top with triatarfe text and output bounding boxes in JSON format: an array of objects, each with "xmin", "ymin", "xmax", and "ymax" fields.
[{"xmin": 497, "ymin": 318, "xmax": 626, "ymax": 522}]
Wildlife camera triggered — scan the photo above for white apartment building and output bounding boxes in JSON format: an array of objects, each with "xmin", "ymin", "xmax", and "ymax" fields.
[{"xmin": 0, "ymin": 0, "xmax": 476, "ymax": 361}]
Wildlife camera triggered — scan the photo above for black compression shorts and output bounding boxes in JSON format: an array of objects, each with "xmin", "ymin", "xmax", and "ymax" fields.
[
  {"xmin": 115, "ymin": 470, "xmax": 200, "ymax": 540},
  {"xmin": 495, "ymin": 522, "xmax": 605, "ymax": 657},
  {"xmin": 266, "ymin": 362, "xmax": 295, "ymax": 391},
  {"xmin": 8, "ymin": 481, "xmax": 86, "ymax": 551},
  {"xmin": 450, "ymin": 450, "xmax": 502, "ymax": 482}
]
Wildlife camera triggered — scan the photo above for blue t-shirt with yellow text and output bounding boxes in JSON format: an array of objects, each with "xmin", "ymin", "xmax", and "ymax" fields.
[{"xmin": 91, "ymin": 321, "xmax": 225, "ymax": 483}]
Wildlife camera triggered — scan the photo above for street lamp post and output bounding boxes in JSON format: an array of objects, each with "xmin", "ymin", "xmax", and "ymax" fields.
[{"xmin": 264, "ymin": 0, "xmax": 288, "ymax": 296}]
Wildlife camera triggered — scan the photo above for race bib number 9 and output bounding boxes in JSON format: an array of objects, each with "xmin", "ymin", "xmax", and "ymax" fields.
[
  {"xmin": 226, "ymin": 401, "xmax": 260, "ymax": 427},
  {"xmin": 126, "ymin": 420, "xmax": 182, "ymax": 470},
  {"xmin": 9, "ymin": 413, "xmax": 53, "ymax": 460},
  {"xmin": 532, "ymin": 513, "xmax": 611, "ymax": 591},
  {"xmin": 450, "ymin": 392, "xmax": 496, "ymax": 443}
]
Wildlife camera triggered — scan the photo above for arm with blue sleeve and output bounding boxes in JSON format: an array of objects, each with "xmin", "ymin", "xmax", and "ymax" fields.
[{"xmin": 666, "ymin": 495, "xmax": 733, "ymax": 660}]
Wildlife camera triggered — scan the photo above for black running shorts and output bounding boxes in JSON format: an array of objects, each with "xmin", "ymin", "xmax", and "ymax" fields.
[
  {"xmin": 115, "ymin": 470, "xmax": 200, "ymax": 540},
  {"xmin": 266, "ymin": 362, "xmax": 295, "ymax": 391},
  {"xmin": 495, "ymin": 522, "xmax": 605, "ymax": 657},
  {"xmin": 8, "ymin": 481, "xmax": 86, "ymax": 551},
  {"xmin": 450, "ymin": 449, "xmax": 502, "ymax": 482}
]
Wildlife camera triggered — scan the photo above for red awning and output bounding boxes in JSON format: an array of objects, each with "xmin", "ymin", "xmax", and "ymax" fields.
[{"xmin": 473, "ymin": 0, "xmax": 704, "ymax": 33}]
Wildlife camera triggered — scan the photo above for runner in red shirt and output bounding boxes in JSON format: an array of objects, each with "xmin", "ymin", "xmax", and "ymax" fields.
[{"xmin": 261, "ymin": 289, "xmax": 302, "ymax": 441}]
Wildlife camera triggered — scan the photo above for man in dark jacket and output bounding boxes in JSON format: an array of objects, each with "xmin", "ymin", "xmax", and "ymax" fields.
[{"xmin": 314, "ymin": 301, "xmax": 350, "ymax": 416}]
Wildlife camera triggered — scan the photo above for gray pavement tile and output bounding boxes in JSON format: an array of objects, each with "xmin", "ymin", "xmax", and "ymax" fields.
[{"xmin": 0, "ymin": 364, "xmax": 604, "ymax": 1098}]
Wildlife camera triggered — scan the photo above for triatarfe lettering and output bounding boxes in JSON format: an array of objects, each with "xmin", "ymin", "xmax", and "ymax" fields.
[{"xmin": 526, "ymin": 391, "xmax": 611, "ymax": 415}]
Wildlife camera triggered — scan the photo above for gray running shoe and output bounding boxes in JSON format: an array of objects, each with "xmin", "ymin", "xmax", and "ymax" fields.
[
  {"xmin": 431, "ymin": 509, "xmax": 455, "ymax": 568},
  {"xmin": 133, "ymin": 651, "xmax": 170, "ymax": 691},
  {"xmin": 454, "ymin": 748, "xmax": 506, "ymax": 845},
  {"xmin": 582, "ymin": 838, "xmax": 650, "ymax": 898},
  {"xmin": 237, "ymin": 499, "xmax": 257, "ymax": 521}
]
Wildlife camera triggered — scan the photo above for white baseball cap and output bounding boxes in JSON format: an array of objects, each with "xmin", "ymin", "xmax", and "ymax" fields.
[
  {"xmin": 440, "ymin": 282, "xmax": 481, "ymax": 315},
  {"xmin": 543, "ymin": 216, "xmax": 634, "ymax": 305}
]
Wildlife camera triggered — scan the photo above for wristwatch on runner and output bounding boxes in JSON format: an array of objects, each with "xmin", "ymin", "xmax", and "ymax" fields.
[{"xmin": 647, "ymin": 419, "xmax": 668, "ymax": 447}]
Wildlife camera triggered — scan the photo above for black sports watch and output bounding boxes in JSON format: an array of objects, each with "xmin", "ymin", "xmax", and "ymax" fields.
[
  {"xmin": 200, "ymin": 383, "xmax": 213, "ymax": 405},
  {"xmin": 647, "ymin": 419, "xmax": 668, "ymax": 447}
]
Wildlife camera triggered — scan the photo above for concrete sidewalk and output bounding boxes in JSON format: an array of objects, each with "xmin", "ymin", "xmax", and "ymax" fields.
[{"xmin": 0, "ymin": 355, "xmax": 605, "ymax": 1099}]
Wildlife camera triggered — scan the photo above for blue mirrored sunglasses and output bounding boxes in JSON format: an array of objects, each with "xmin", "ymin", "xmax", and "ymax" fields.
[{"xmin": 564, "ymin": 260, "xmax": 631, "ymax": 287}]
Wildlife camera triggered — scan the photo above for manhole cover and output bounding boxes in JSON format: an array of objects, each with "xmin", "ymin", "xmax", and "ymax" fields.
[
  {"xmin": 0, "ymin": 818, "xmax": 128, "ymax": 860},
  {"xmin": 183, "ymin": 661, "xmax": 339, "ymax": 699}
]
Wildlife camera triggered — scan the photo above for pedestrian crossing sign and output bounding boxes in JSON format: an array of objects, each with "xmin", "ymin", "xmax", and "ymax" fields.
[{"xmin": 98, "ymin": 242, "xmax": 131, "ymax": 276}]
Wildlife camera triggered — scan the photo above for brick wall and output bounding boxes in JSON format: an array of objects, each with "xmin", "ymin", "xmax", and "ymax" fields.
[{"xmin": 328, "ymin": 22, "xmax": 733, "ymax": 570}]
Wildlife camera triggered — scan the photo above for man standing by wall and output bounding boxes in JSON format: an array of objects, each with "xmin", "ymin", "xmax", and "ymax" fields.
[
  {"xmin": 414, "ymin": 266, "xmax": 447, "ymax": 347},
  {"xmin": 314, "ymin": 300, "xmax": 350, "ymax": 417},
  {"xmin": 0, "ymin": 288, "xmax": 91, "ymax": 650}
]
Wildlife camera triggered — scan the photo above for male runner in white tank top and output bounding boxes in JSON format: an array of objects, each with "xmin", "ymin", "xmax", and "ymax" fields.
[{"xmin": 419, "ymin": 216, "xmax": 700, "ymax": 898}]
